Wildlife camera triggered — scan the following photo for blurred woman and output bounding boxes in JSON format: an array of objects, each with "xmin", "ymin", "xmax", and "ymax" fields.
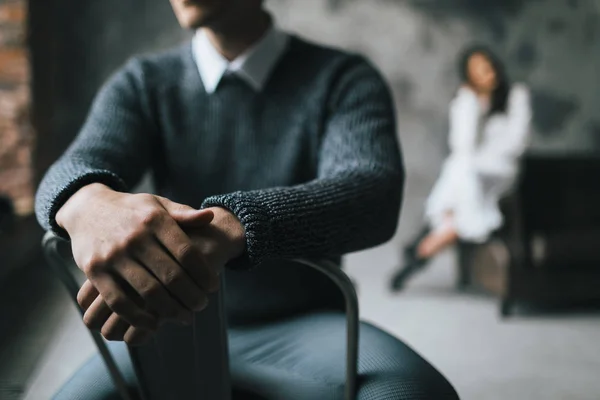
[{"xmin": 391, "ymin": 45, "xmax": 532, "ymax": 290}]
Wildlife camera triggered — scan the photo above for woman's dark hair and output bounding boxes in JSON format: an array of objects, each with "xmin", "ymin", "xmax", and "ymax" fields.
[{"xmin": 459, "ymin": 45, "xmax": 510, "ymax": 115}]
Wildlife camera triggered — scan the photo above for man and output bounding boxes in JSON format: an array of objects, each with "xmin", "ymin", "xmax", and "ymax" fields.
[{"xmin": 36, "ymin": 0, "xmax": 458, "ymax": 398}]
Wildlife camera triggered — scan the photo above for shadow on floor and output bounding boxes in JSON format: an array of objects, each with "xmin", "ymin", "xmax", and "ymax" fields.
[{"xmin": 0, "ymin": 258, "xmax": 70, "ymax": 399}]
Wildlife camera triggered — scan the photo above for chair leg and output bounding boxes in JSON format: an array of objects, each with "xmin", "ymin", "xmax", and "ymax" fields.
[
  {"xmin": 456, "ymin": 243, "xmax": 472, "ymax": 290},
  {"xmin": 500, "ymin": 299, "xmax": 512, "ymax": 318},
  {"xmin": 457, "ymin": 265, "xmax": 470, "ymax": 291},
  {"xmin": 43, "ymin": 233, "xmax": 138, "ymax": 400},
  {"xmin": 90, "ymin": 332, "xmax": 139, "ymax": 400}
]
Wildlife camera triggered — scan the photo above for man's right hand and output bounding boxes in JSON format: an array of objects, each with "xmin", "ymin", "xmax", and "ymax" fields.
[{"xmin": 56, "ymin": 183, "xmax": 220, "ymax": 337}]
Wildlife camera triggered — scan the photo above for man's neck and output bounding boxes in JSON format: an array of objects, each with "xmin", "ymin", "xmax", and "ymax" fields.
[{"xmin": 202, "ymin": 10, "xmax": 271, "ymax": 61}]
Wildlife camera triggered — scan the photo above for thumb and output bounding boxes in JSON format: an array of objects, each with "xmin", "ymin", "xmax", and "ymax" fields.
[
  {"xmin": 155, "ymin": 196, "xmax": 214, "ymax": 227},
  {"xmin": 175, "ymin": 208, "xmax": 214, "ymax": 227}
]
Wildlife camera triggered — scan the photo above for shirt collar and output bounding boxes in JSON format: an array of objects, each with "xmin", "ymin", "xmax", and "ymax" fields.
[{"xmin": 192, "ymin": 24, "xmax": 289, "ymax": 93}]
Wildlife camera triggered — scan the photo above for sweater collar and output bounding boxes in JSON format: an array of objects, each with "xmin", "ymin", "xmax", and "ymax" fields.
[{"xmin": 192, "ymin": 23, "xmax": 289, "ymax": 93}]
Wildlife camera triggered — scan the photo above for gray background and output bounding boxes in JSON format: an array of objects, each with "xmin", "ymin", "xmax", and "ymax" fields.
[
  {"xmin": 265, "ymin": 0, "xmax": 600, "ymax": 232},
  {"xmin": 18, "ymin": 2, "xmax": 600, "ymax": 399},
  {"xmin": 30, "ymin": 0, "xmax": 600, "ymax": 227}
]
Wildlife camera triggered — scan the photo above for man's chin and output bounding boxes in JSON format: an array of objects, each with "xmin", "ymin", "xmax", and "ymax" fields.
[
  {"xmin": 175, "ymin": 2, "xmax": 222, "ymax": 30},
  {"xmin": 179, "ymin": 17, "xmax": 207, "ymax": 30}
]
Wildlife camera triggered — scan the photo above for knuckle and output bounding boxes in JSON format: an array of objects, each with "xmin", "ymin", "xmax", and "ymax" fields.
[
  {"xmin": 193, "ymin": 294, "xmax": 208, "ymax": 312},
  {"xmin": 176, "ymin": 243, "xmax": 197, "ymax": 265},
  {"xmin": 124, "ymin": 335, "xmax": 140, "ymax": 346},
  {"xmin": 139, "ymin": 281, "xmax": 162, "ymax": 300},
  {"xmin": 162, "ymin": 267, "xmax": 183, "ymax": 287},
  {"xmin": 139, "ymin": 207, "xmax": 163, "ymax": 227},
  {"xmin": 80, "ymin": 252, "xmax": 122, "ymax": 276},
  {"xmin": 83, "ymin": 313, "xmax": 100, "ymax": 330},
  {"xmin": 121, "ymin": 229, "xmax": 146, "ymax": 248},
  {"xmin": 79, "ymin": 254, "xmax": 104, "ymax": 275},
  {"xmin": 134, "ymin": 193, "xmax": 155, "ymax": 202},
  {"xmin": 101, "ymin": 326, "xmax": 121, "ymax": 341},
  {"xmin": 105, "ymin": 294, "xmax": 126, "ymax": 314},
  {"xmin": 126, "ymin": 308, "xmax": 157, "ymax": 330}
]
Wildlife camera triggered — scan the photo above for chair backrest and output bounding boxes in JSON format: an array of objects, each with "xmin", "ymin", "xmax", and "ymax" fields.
[
  {"xmin": 517, "ymin": 154, "xmax": 600, "ymax": 269},
  {"xmin": 520, "ymin": 154, "xmax": 600, "ymax": 233},
  {"xmin": 44, "ymin": 232, "xmax": 359, "ymax": 400},
  {"xmin": 42, "ymin": 232, "xmax": 231, "ymax": 400},
  {"xmin": 130, "ymin": 293, "xmax": 231, "ymax": 400}
]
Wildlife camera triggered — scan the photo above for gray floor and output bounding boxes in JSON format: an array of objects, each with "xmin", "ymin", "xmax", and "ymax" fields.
[
  {"xmin": 4, "ymin": 236, "xmax": 597, "ymax": 400},
  {"xmin": 346, "ymin": 244, "xmax": 600, "ymax": 400}
]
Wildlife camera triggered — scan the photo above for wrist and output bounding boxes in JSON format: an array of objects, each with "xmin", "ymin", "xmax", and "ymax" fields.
[
  {"xmin": 56, "ymin": 183, "xmax": 115, "ymax": 233},
  {"xmin": 209, "ymin": 207, "xmax": 246, "ymax": 261},
  {"xmin": 228, "ymin": 220, "xmax": 246, "ymax": 260}
]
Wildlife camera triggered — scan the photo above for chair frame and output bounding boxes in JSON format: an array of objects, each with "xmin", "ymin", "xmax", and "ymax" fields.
[
  {"xmin": 42, "ymin": 231, "xmax": 360, "ymax": 400},
  {"xmin": 42, "ymin": 232, "xmax": 135, "ymax": 400}
]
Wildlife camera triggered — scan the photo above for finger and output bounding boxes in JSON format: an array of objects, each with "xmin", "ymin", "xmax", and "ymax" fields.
[
  {"xmin": 134, "ymin": 241, "xmax": 208, "ymax": 313},
  {"xmin": 77, "ymin": 279, "xmax": 99, "ymax": 311},
  {"xmin": 155, "ymin": 220, "xmax": 219, "ymax": 293},
  {"xmin": 101, "ymin": 313, "xmax": 131, "ymax": 342},
  {"xmin": 155, "ymin": 197, "xmax": 214, "ymax": 226},
  {"xmin": 83, "ymin": 294, "xmax": 113, "ymax": 331},
  {"xmin": 124, "ymin": 326, "xmax": 154, "ymax": 347},
  {"xmin": 91, "ymin": 273, "xmax": 158, "ymax": 330},
  {"xmin": 121, "ymin": 258, "xmax": 196, "ymax": 323},
  {"xmin": 174, "ymin": 209, "xmax": 214, "ymax": 227}
]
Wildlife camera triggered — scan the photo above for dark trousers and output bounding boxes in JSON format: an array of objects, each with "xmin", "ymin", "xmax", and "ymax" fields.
[{"xmin": 53, "ymin": 312, "xmax": 458, "ymax": 400}]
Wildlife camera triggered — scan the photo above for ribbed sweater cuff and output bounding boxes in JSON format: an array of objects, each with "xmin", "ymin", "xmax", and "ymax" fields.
[
  {"xmin": 202, "ymin": 191, "xmax": 274, "ymax": 270},
  {"xmin": 47, "ymin": 170, "xmax": 127, "ymax": 239}
]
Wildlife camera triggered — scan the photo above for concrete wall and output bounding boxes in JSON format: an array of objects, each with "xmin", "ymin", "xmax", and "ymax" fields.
[
  {"xmin": 266, "ymin": 0, "xmax": 600, "ymax": 233},
  {"xmin": 30, "ymin": 0, "xmax": 187, "ymax": 178},
  {"xmin": 268, "ymin": 0, "xmax": 599, "ymax": 153},
  {"xmin": 29, "ymin": 0, "xmax": 600, "ymax": 235}
]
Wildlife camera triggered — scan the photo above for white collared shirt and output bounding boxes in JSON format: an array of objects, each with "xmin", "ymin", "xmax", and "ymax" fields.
[{"xmin": 192, "ymin": 25, "xmax": 289, "ymax": 93}]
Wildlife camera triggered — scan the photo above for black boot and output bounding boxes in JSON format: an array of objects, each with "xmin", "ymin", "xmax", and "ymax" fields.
[
  {"xmin": 390, "ymin": 226, "xmax": 432, "ymax": 291},
  {"xmin": 390, "ymin": 260, "xmax": 427, "ymax": 291},
  {"xmin": 403, "ymin": 226, "xmax": 431, "ymax": 264}
]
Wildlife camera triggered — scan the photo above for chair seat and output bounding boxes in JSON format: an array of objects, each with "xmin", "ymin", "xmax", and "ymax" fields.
[
  {"xmin": 229, "ymin": 312, "xmax": 458, "ymax": 400},
  {"xmin": 53, "ymin": 312, "xmax": 458, "ymax": 400}
]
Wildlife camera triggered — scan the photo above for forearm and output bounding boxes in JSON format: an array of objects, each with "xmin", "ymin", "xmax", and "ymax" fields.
[
  {"xmin": 204, "ymin": 57, "xmax": 404, "ymax": 267},
  {"xmin": 503, "ymin": 84, "xmax": 532, "ymax": 159},
  {"xmin": 448, "ymin": 88, "xmax": 480, "ymax": 155},
  {"xmin": 203, "ymin": 167, "xmax": 403, "ymax": 266},
  {"xmin": 55, "ymin": 183, "xmax": 116, "ymax": 233},
  {"xmin": 35, "ymin": 156, "xmax": 130, "ymax": 236},
  {"xmin": 35, "ymin": 58, "xmax": 154, "ymax": 236}
]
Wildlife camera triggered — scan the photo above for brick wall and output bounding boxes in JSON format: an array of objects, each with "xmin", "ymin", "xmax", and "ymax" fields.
[{"xmin": 0, "ymin": 0, "xmax": 33, "ymax": 216}]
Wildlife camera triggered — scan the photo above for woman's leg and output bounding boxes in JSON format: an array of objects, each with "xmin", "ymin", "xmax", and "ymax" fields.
[
  {"xmin": 390, "ymin": 214, "xmax": 457, "ymax": 291},
  {"xmin": 416, "ymin": 213, "xmax": 459, "ymax": 259}
]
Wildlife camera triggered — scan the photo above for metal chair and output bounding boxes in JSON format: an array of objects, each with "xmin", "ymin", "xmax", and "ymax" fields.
[{"xmin": 42, "ymin": 231, "xmax": 360, "ymax": 400}]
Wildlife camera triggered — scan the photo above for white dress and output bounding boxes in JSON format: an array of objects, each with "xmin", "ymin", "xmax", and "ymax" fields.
[{"xmin": 425, "ymin": 84, "xmax": 532, "ymax": 243}]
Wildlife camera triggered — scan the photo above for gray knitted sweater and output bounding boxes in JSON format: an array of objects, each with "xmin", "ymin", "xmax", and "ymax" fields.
[{"xmin": 35, "ymin": 36, "xmax": 404, "ymax": 324}]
